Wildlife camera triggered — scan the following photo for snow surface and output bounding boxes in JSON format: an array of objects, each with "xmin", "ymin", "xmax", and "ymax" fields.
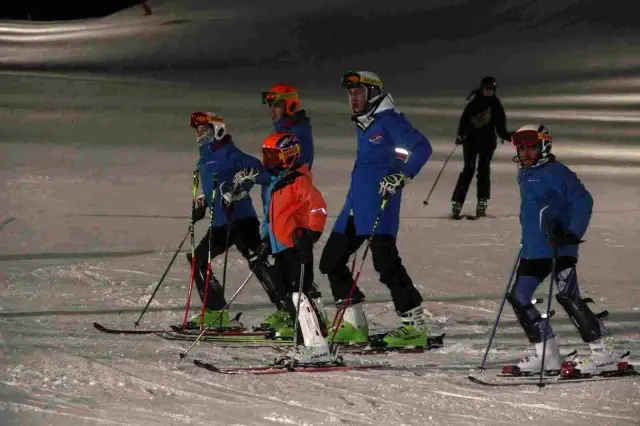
[{"xmin": 1, "ymin": 1, "xmax": 639, "ymax": 425}]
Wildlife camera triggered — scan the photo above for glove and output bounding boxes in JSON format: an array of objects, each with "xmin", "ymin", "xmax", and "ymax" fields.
[
  {"xmin": 255, "ymin": 237, "xmax": 271, "ymax": 259},
  {"xmin": 547, "ymin": 227, "xmax": 584, "ymax": 246},
  {"xmin": 233, "ymin": 168, "xmax": 260, "ymax": 190},
  {"xmin": 455, "ymin": 134, "xmax": 465, "ymax": 145},
  {"xmin": 191, "ymin": 194, "xmax": 207, "ymax": 222},
  {"xmin": 221, "ymin": 189, "xmax": 249, "ymax": 212},
  {"xmin": 293, "ymin": 228, "xmax": 321, "ymax": 261},
  {"xmin": 379, "ymin": 173, "xmax": 408, "ymax": 198},
  {"xmin": 501, "ymin": 131, "xmax": 514, "ymax": 144}
]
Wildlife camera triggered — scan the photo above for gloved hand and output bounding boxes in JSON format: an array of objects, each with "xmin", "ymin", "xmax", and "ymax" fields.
[
  {"xmin": 293, "ymin": 228, "xmax": 321, "ymax": 252},
  {"xmin": 455, "ymin": 134, "xmax": 465, "ymax": 145},
  {"xmin": 221, "ymin": 189, "xmax": 249, "ymax": 212},
  {"xmin": 547, "ymin": 227, "xmax": 584, "ymax": 246},
  {"xmin": 233, "ymin": 168, "xmax": 260, "ymax": 190},
  {"xmin": 379, "ymin": 173, "xmax": 409, "ymax": 199},
  {"xmin": 501, "ymin": 131, "xmax": 515, "ymax": 144},
  {"xmin": 255, "ymin": 237, "xmax": 271, "ymax": 259},
  {"xmin": 191, "ymin": 194, "xmax": 207, "ymax": 222}
]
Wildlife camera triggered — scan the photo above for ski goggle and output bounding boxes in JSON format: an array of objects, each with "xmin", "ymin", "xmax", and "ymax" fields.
[
  {"xmin": 190, "ymin": 112, "xmax": 224, "ymax": 129},
  {"xmin": 262, "ymin": 146, "xmax": 300, "ymax": 168},
  {"xmin": 261, "ymin": 91, "xmax": 298, "ymax": 106},
  {"xmin": 340, "ymin": 72, "xmax": 383, "ymax": 89},
  {"xmin": 512, "ymin": 130, "xmax": 552, "ymax": 147}
]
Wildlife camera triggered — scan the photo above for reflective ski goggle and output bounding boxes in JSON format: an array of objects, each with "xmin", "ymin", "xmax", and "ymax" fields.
[
  {"xmin": 512, "ymin": 130, "xmax": 552, "ymax": 147},
  {"xmin": 340, "ymin": 72, "xmax": 383, "ymax": 89},
  {"xmin": 261, "ymin": 91, "xmax": 298, "ymax": 106},
  {"xmin": 262, "ymin": 146, "xmax": 300, "ymax": 168},
  {"xmin": 190, "ymin": 112, "xmax": 224, "ymax": 129},
  {"xmin": 482, "ymin": 84, "xmax": 496, "ymax": 91}
]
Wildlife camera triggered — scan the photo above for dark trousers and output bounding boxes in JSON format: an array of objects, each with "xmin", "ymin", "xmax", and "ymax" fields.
[
  {"xmin": 189, "ymin": 217, "xmax": 261, "ymax": 310},
  {"xmin": 451, "ymin": 142, "xmax": 496, "ymax": 204},
  {"xmin": 319, "ymin": 216, "xmax": 423, "ymax": 314}
]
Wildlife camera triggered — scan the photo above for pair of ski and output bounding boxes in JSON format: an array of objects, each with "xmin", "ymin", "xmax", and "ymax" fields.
[
  {"xmin": 193, "ymin": 358, "xmax": 390, "ymax": 375},
  {"xmin": 93, "ymin": 322, "xmax": 445, "ymax": 355},
  {"xmin": 468, "ymin": 365, "xmax": 638, "ymax": 387}
]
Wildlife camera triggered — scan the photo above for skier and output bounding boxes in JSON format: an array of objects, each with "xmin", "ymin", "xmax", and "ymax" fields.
[
  {"xmin": 318, "ymin": 71, "xmax": 433, "ymax": 348},
  {"xmin": 262, "ymin": 83, "xmax": 314, "ymax": 170},
  {"xmin": 256, "ymin": 83, "xmax": 328, "ymax": 331},
  {"xmin": 506, "ymin": 124, "xmax": 629, "ymax": 376},
  {"xmin": 450, "ymin": 76, "xmax": 513, "ymax": 218},
  {"xmin": 186, "ymin": 112, "xmax": 281, "ymax": 329},
  {"xmin": 257, "ymin": 131, "xmax": 331, "ymax": 362}
]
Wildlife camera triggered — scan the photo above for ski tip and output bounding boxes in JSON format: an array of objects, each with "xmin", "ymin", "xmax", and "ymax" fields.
[{"xmin": 93, "ymin": 322, "xmax": 106, "ymax": 331}]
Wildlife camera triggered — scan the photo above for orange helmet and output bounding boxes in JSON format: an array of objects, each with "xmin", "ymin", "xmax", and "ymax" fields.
[
  {"xmin": 262, "ymin": 132, "xmax": 301, "ymax": 170},
  {"xmin": 261, "ymin": 83, "xmax": 300, "ymax": 115}
]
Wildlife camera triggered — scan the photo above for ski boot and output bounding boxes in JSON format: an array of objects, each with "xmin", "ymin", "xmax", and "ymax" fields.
[
  {"xmin": 501, "ymin": 337, "xmax": 563, "ymax": 376},
  {"xmin": 258, "ymin": 310, "xmax": 292, "ymax": 331},
  {"xmin": 275, "ymin": 345, "xmax": 338, "ymax": 366},
  {"xmin": 562, "ymin": 337, "xmax": 633, "ymax": 378},
  {"xmin": 476, "ymin": 199, "xmax": 487, "ymax": 217},
  {"xmin": 451, "ymin": 201, "xmax": 463, "ymax": 219},
  {"xmin": 380, "ymin": 306, "xmax": 428, "ymax": 348},
  {"xmin": 185, "ymin": 309, "xmax": 243, "ymax": 330},
  {"xmin": 327, "ymin": 301, "xmax": 369, "ymax": 345}
]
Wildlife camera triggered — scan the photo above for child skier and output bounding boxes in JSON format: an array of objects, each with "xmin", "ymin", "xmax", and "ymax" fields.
[
  {"xmin": 256, "ymin": 131, "xmax": 332, "ymax": 363},
  {"xmin": 506, "ymin": 124, "xmax": 630, "ymax": 377}
]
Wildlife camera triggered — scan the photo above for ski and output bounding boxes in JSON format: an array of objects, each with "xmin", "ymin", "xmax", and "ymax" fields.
[
  {"xmin": 468, "ymin": 366, "xmax": 638, "ymax": 387},
  {"xmin": 93, "ymin": 322, "xmax": 268, "ymax": 337},
  {"xmin": 168, "ymin": 325, "xmax": 267, "ymax": 337},
  {"xmin": 193, "ymin": 359, "xmax": 387, "ymax": 375},
  {"xmin": 337, "ymin": 333, "xmax": 445, "ymax": 355},
  {"xmin": 93, "ymin": 322, "xmax": 168, "ymax": 335},
  {"xmin": 159, "ymin": 331, "xmax": 292, "ymax": 344}
]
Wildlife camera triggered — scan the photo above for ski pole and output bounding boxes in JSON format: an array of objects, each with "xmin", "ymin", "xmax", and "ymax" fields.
[
  {"xmin": 328, "ymin": 197, "xmax": 388, "ymax": 349},
  {"xmin": 537, "ymin": 245, "xmax": 559, "ymax": 388},
  {"xmin": 182, "ymin": 170, "xmax": 202, "ymax": 329},
  {"xmin": 178, "ymin": 263, "xmax": 260, "ymax": 360},
  {"xmin": 289, "ymin": 255, "xmax": 307, "ymax": 370},
  {"xmin": 422, "ymin": 144, "xmax": 458, "ymax": 206},
  {"xmin": 219, "ymin": 223, "xmax": 232, "ymax": 330},
  {"xmin": 478, "ymin": 244, "xmax": 522, "ymax": 373},
  {"xmin": 133, "ymin": 228, "xmax": 190, "ymax": 328},
  {"xmin": 136, "ymin": 170, "xmax": 199, "ymax": 328},
  {"xmin": 200, "ymin": 173, "xmax": 219, "ymax": 330}
]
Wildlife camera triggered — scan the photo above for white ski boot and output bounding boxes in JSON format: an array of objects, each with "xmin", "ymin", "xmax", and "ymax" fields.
[
  {"xmin": 562, "ymin": 337, "xmax": 632, "ymax": 377},
  {"xmin": 502, "ymin": 337, "xmax": 563, "ymax": 375},
  {"xmin": 278, "ymin": 292, "xmax": 338, "ymax": 366}
]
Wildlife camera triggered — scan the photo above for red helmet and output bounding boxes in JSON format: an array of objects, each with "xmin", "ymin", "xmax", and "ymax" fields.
[
  {"xmin": 262, "ymin": 132, "xmax": 301, "ymax": 170},
  {"xmin": 512, "ymin": 124, "xmax": 553, "ymax": 166},
  {"xmin": 261, "ymin": 83, "xmax": 300, "ymax": 115}
]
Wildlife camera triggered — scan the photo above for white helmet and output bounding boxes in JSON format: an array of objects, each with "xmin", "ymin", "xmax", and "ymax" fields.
[
  {"xmin": 511, "ymin": 124, "xmax": 553, "ymax": 167},
  {"xmin": 340, "ymin": 70, "xmax": 385, "ymax": 113},
  {"xmin": 189, "ymin": 111, "xmax": 227, "ymax": 145}
]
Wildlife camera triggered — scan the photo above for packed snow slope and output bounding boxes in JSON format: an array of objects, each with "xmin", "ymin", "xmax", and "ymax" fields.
[{"xmin": 1, "ymin": 1, "xmax": 639, "ymax": 425}]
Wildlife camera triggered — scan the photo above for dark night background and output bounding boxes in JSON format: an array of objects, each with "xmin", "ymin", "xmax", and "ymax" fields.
[{"xmin": 0, "ymin": 1, "xmax": 141, "ymax": 20}]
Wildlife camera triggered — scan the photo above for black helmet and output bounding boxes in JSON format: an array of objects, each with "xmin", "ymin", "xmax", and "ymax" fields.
[{"xmin": 480, "ymin": 76, "xmax": 497, "ymax": 90}]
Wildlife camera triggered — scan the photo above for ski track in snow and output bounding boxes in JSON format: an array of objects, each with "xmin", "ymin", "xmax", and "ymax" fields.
[{"xmin": 3, "ymin": 2, "xmax": 640, "ymax": 424}]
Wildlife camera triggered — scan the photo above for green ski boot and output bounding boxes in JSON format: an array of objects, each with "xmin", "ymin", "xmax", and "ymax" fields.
[
  {"xmin": 382, "ymin": 306, "xmax": 428, "ymax": 348},
  {"xmin": 185, "ymin": 310, "xmax": 242, "ymax": 330},
  {"xmin": 260, "ymin": 310, "xmax": 292, "ymax": 330},
  {"xmin": 327, "ymin": 302, "xmax": 369, "ymax": 345}
]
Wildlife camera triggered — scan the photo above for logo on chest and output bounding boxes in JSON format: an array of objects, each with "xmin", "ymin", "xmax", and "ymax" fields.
[{"xmin": 368, "ymin": 132, "xmax": 384, "ymax": 144}]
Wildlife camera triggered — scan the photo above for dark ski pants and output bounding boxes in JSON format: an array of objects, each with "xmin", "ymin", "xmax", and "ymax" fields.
[
  {"xmin": 510, "ymin": 257, "xmax": 608, "ymax": 343},
  {"xmin": 188, "ymin": 217, "xmax": 261, "ymax": 310},
  {"xmin": 319, "ymin": 216, "xmax": 423, "ymax": 314},
  {"xmin": 451, "ymin": 142, "xmax": 496, "ymax": 204}
]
